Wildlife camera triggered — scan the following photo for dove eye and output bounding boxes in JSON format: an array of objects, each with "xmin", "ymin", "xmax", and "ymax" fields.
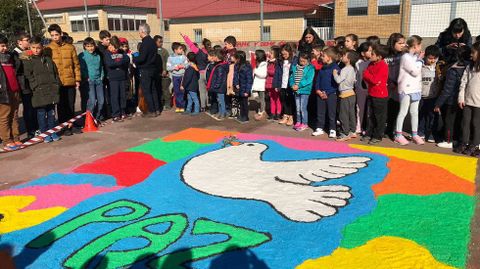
[{"xmin": 247, "ymin": 144, "xmax": 254, "ymax": 146}]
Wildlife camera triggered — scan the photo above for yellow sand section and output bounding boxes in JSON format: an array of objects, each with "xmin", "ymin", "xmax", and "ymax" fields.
[
  {"xmin": 351, "ymin": 145, "xmax": 477, "ymax": 183},
  {"xmin": 0, "ymin": 196, "xmax": 66, "ymax": 233},
  {"xmin": 297, "ymin": 236, "xmax": 457, "ymax": 269}
]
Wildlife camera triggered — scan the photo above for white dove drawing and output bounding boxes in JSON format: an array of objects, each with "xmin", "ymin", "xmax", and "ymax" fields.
[{"xmin": 181, "ymin": 142, "xmax": 371, "ymax": 222}]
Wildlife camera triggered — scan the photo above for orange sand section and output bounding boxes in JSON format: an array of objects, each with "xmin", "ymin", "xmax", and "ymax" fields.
[
  {"xmin": 373, "ymin": 157, "xmax": 475, "ymax": 196},
  {"xmin": 351, "ymin": 144, "xmax": 477, "ymax": 182},
  {"xmin": 162, "ymin": 128, "xmax": 238, "ymax": 144}
]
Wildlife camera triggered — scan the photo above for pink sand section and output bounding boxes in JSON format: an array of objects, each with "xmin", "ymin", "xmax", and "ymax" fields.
[
  {"xmin": 0, "ymin": 184, "xmax": 122, "ymax": 211},
  {"xmin": 236, "ymin": 134, "xmax": 363, "ymax": 153}
]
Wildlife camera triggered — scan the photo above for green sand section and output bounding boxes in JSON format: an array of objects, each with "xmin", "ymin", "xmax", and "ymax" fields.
[
  {"xmin": 126, "ymin": 139, "xmax": 210, "ymax": 162},
  {"xmin": 340, "ymin": 193, "xmax": 475, "ymax": 268}
]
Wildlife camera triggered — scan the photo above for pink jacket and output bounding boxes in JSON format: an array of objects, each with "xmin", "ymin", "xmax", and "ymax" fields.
[{"xmin": 265, "ymin": 60, "xmax": 276, "ymax": 89}]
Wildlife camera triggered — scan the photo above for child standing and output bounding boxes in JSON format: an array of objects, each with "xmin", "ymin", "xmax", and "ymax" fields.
[
  {"xmin": 277, "ymin": 44, "xmax": 297, "ymax": 126},
  {"xmin": 206, "ymin": 49, "xmax": 228, "ymax": 120},
  {"xmin": 167, "ymin": 42, "xmax": 189, "ymax": 113},
  {"xmin": 363, "ymin": 44, "xmax": 390, "ymax": 145},
  {"xmin": 253, "ymin": 50, "xmax": 268, "ymax": 121},
  {"xmin": 356, "ymin": 42, "xmax": 372, "ymax": 134},
  {"xmin": 395, "ymin": 35, "xmax": 425, "ymax": 145},
  {"xmin": 104, "ymin": 36, "xmax": 130, "ymax": 122},
  {"xmin": 205, "ymin": 51, "xmax": 219, "ymax": 116},
  {"xmin": 181, "ymin": 52, "xmax": 200, "ymax": 115},
  {"xmin": 385, "ymin": 33, "xmax": 406, "ymax": 139},
  {"xmin": 419, "ymin": 45, "xmax": 442, "ymax": 143},
  {"xmin": 312, "ymin": 47, "xmax": 341, "ymax": 138},
  {"xmin": 265, "ymin": 46, "xmax": 282, "ymax": 120},
  {"xmin": 435, "ymin": 46, "xmax": 471, "ymax": 149},
  {"xmin": 79, "ymin": 37, "xmax": 104, "ymax": 122},
  {"xmin": 289, "ymin": 53, "xmax": 315, "ymax": 131},
  {"xmin": 457, "ymin": 42, "xmax": 480, "ymax": 155},
  {"xmin": 22, "ymin": 36, "xmax": 61, "ymax": 143},
  {"xmin": 232, "ymin": 51, "xmax": 253, "ymax": 123},
  {"xmin": 0, "ymin": 34, "xmax": 21, "ymax": 151},
  {"xmin": 334, "ymin": 50, "xmax": 360, "ymax": 141},
  {"xmin": 345, "ymin": 34, "xmax": 359, "ymax": 51}
]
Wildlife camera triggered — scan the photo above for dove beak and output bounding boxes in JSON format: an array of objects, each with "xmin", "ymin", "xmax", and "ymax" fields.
[{"xmin": 230, "ymin": 141, "xmax": 242, "ymax": 146}]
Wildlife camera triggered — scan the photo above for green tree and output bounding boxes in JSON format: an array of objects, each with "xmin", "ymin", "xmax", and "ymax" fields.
[{"xmin": 0, "ymin": 0, "xmax": 44, "ymax": 46}]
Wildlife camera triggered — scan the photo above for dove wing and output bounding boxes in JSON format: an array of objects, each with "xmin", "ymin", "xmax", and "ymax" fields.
[{"xmin": 274, "ymin": 156, "xmax": 371, "ymax": 185}]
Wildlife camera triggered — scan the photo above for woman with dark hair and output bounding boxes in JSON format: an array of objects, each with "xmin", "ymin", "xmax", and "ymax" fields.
[
  {"xmin": 298, "ymin": 27, "xmax": 325, "ymax": 56},
  {"xmin": 436, "ymin": 18, "xmax": 472, "ymax": 64}
]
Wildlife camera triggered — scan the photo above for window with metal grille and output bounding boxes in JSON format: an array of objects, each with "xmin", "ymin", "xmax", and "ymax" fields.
[
  {"xmin": 71, "ymin": 20, "xmax": 85, "ymax": 32},
  {"xmin": 378, "ymin": 0, "xmax": 401, "ymax": 15},
  {"xmin": 108, "ymin": 18, "xmax": 121, "ymax": 31},
  {"xmin": 348, "ymin": 0, "xmax": 368, "ymax": 16},
  {"xmin": 87, "ymin": 18, "xmax": 99, "ymax": 31},
  {"xmin": 194, "ymin": 29, "xmax": 203, "ymax": 43},
  {"xmin": 262, "ymin": 26, "xmax": 271, "ymax": 41}
]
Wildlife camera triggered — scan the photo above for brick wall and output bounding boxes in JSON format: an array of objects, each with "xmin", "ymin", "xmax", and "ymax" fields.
[{"xmin": 334, "ymin": 0, "xmax": 411, "ymax": 38}]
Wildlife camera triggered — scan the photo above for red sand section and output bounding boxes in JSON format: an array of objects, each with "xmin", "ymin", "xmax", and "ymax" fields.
[
  {"xmin": 163, "ymin": 128, "xmax": 238, "ymax": 143},
  {"xmin": 73, "ymin": 152, "xmax": 166, "ymax": 186},
  {"xmin": 373, "ymin": 157, "xmax": 475, "ymax": 196}
]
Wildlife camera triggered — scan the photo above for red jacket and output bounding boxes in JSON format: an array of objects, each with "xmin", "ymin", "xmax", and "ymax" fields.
[
  {"xmin": 363, "ymin": 60, "xmax": 389, "ymax": 98},
  {"xmin": 265, "ymin": 61, "xmax": 276, "ymax": 89}
]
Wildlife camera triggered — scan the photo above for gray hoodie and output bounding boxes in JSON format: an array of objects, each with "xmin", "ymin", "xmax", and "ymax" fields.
[
  {"xmin": 458, "ymin": 66, "xmax": 480, "ymax": 108},
  {"xmin": 333, "ymin": 65, "xmax": 356, "ymax": 92}
]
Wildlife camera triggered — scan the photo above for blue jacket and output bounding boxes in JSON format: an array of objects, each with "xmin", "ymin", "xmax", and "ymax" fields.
[
  {"xmin": 273, "ymin": 56, "xmax": 298, "ymax": 89},
  {"xmin": 104, "ymin": 50, "xmax": 130, "ymax": 81},
  {"xmin": 79, "ymin": 51, "xmax": 103, "ymax": 81},
  {"xmin": 315, "ymin": 62, "xmax": 340, "ymax": 95},
  {"xmin": 182, "ymin": 65, "xmax": 200, "ymax": 92},
  {"xmin": 167, "ymin": 54, "xmax": 189, "ymax": 77},
  {"xmin": 436, "ymin": 63, "xmax": 467, "ymax": 107},
  {"xmin": 207, "ymin": 62, "xmax": 228, "ymax": 94},
  {"xmin": 233, "ymin": 64, "xmax": 253, "ymax": 97},
  {"xmin": 289, "ymin": 63, "xmax": 315, "ymax": 95}
]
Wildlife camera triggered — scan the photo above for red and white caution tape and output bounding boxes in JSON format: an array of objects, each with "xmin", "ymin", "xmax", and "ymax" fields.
[{"xmin": 21, "ymin": 112, "xmax": 87, "ymax": 147}]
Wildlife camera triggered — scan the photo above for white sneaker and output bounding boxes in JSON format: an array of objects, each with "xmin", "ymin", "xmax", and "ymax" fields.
[
  {"xmin": 312, "ymin": 128, "xmax": 325, "ymax": 136},
  {"xmin": 329, "ymin": 130, "xmax": 336, "ymax": 138},
  {"xmin": 437, "ymin": 141, "xmax": 453, "ymax": 149}
]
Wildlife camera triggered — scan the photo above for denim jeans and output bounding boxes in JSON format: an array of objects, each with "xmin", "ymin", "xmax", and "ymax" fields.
[
  {"xmin": 21, "ymin": 92, "xmax": 38, "ymax": 135},
  {"xmin": 36, "ymin": 104, "xmax": 56, "ymax": 133},
  {"xmin": 86, "ymin": 79, "xmax": 104, "ymax": 119},
  {"xmin": 186, "ymin": 91, "xmax": 200, "ymax": 114},
  {"xmin": 172, "ymin": 76, "xmax": 185, "ymax": 108},
  {"xmin": 418, "ymin": 98, "xmax": 439, "ymax": 140},
  {"xmin": 295, "ymin": 93, "xmax": 309, "ymax": 125},
  {"xmin": 109, "ymin": 80, "xmax": 126, "ymax": 118},
  {"xmin": 217, "ymin": 93, "xmax": 226, "ymax": 116}
]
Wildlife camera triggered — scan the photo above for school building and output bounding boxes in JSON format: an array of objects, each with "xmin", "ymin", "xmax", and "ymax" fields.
[
  {"xmin": 36, "ymin": 0, "xmax": 334, "ymax": 48},
  {"xmin": 334, "ymin": 0, "xmax": 480, "ymax": 39}
]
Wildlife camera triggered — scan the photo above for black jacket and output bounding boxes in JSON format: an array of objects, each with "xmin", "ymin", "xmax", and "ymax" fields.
[
  {"xmin": 133, "ymin": 35, "xmax": 157, "ymax": 70},
  {"xmin": 104, "ymin": 50, "xmax": 130, "ymax": 81},
  {"xmin": 207, "ymin": 62, "xmax": 228, "ymax": 94},
  {"xmin": 12, "ymin": 48, "xmax": 30, "ymax": 94},
  {"xmin": 233, "ymin": 64, "xmax": 253, "ymax": 97},
  {"xmin": 22, "ymin": 54, "xmax": 60, "ymax": 108},
  {"xmin": 182, "ymin": 65, "xmax": 200, "ymax": 92},
  {"xmin": 435, "ymin": 63, "xmax": 467, "ymax": 107},
  {"xmin": 435, "ymin": 31, "xmax": 472, "ymax": 64},
  {"xmin": 0, "ymin": 65, "xmax": 8, "ymax": 104}
]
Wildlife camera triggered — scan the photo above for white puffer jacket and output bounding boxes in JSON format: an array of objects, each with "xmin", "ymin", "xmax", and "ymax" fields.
[
  {"xmin": 252, "ymin": 61, "xmax": 267, "ymax": 92},
  {"xmin": 398, "ymin": 52, "xmax": 423, "ymax": 94}
]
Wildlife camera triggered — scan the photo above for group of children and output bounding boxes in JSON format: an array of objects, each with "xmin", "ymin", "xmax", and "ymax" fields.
[
  {"xmin": 2, "ymin": 22, "xmax": 480, "ymax": 156},
  {"xmin": 174, "ymin": 29, "xmax": 480, "ymax": 156}
]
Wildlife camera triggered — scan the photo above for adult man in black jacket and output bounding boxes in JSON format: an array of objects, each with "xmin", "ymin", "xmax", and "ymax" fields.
[{"xmin": 133, "ymin": 23, "xmax": 161, "ymax": 117}]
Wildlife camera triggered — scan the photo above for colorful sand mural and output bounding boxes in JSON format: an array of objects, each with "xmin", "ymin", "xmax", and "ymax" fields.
[{"xmin": 0, "ymin": 128, "xmax": 476, "ymax": 268}]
